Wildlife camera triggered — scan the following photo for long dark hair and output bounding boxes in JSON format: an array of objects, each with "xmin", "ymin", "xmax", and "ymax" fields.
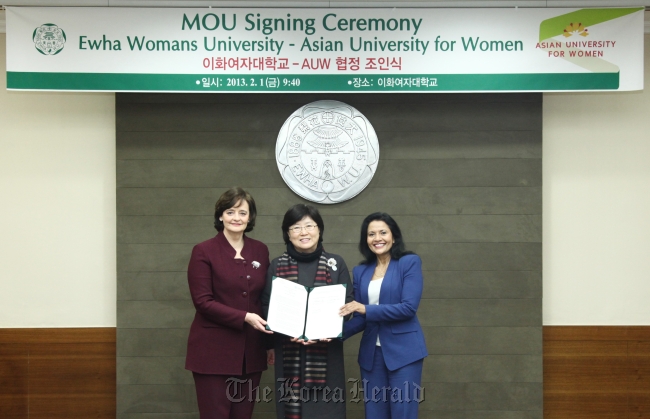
[
  {"xmin": 358, "ymin": 212, "xmax": 414, "ymax": 264},
  {"xmin": 281, "ymin": 204, "xmax": 325, "ymax": 245}
]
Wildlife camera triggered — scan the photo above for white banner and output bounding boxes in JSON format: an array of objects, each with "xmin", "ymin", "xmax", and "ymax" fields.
[{"xmin": 5, "ymin": 7, "xmax": 644, "ymax": 92}]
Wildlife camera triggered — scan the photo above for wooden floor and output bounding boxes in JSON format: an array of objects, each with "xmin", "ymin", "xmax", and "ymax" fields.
[{"xmin": 1, "ymin": 326, "xmax": 648, "ymax": 418}]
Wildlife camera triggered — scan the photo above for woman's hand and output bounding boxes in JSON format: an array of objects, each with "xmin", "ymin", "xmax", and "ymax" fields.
[
  {"xmin": 339, "ymin": 301, "xmax": 366, "ymax": 317},
  {"xmin": 245, "ymin": 312, "xmax": 273, "ymax": 334},
  {"xmin": 289, "ymin": 337, "xmax": 330, "ymax": 345},
  {"xmin": 267, "ymin": 349, "xmax": 275, "ymax": 365}
]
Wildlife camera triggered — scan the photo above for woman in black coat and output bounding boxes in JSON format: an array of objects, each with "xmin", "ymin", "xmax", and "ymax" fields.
[{"xmin": 263, "ymin": 204, "xmax": 353, "ymax": 419}]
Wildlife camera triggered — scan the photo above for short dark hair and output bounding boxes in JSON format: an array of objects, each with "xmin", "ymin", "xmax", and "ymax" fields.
[
  {"xmin": 281, "ymin": 204, "xmax": 324, "ymax": 245},
  {"xmin": 214, "ymin": 187, "xmax": 257, "ymax": 233},
  {"xmin": 358, "ymin": 212, "xmax": 414, "ymax": 264}
]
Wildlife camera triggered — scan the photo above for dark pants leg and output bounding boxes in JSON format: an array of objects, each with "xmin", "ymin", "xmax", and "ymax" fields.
[{"xmin": 193, "ymin": 371, "xmax": 262, "ymax": 419}]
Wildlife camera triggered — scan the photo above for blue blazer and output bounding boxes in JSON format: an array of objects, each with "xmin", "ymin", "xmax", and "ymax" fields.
[{"xmin": 343, "ymin": 254, "xmax": 428, "ymax": 371}]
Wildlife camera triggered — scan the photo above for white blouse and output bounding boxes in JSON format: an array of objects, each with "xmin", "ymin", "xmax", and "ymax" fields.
[{"xmin": 368, "ymin": 277, "xmax": 383, "ymax": 346}]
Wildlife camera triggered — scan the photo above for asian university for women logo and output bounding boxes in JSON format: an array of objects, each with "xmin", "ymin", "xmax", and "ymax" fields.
[
  {"xmin": 33, "ymin": 24, "xmax": 67, "ymax": 55},
  {"xmin": 276, "ymin": 101, "xmax": 379, "ymax": 204}
]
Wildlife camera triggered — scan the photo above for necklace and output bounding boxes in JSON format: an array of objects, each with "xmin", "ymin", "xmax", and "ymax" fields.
[{"xmin": 373, "ymin": 261, "xmax": 389, "ymax": 277}]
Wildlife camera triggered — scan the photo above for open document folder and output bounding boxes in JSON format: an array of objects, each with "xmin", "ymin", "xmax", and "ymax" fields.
[{"xmin": 266, "ymin": 276, "xmax": 347, "ymax": 340}]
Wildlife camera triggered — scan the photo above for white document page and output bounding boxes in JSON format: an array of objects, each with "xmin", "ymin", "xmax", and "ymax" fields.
[
  {"xmin": 304, "ymin": 284, "xmax": 347, "ymax": 340},
  {"xmin": 266, "ymin": 277, "xmax": 308, "ymax": 338}
]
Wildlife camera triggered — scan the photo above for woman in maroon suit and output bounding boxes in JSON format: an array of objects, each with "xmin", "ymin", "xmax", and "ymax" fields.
[{"xmin": 185, "ymin": 187, "xmax": 272, "ymax": 419}]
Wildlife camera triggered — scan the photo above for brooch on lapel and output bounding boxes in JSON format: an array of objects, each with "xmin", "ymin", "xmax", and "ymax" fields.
[
  {"xmin": 252, "ymin": 261, "xmax": 261, "ymax": 269},
  {"xmin": 327, "ymin": 258, "xmax": 338, "ymax": 271}
]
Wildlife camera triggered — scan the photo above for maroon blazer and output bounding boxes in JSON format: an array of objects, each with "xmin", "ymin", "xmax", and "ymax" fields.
[{"xmin": 185, "ymin": 233, "xmax": 270, "ymax": 375}]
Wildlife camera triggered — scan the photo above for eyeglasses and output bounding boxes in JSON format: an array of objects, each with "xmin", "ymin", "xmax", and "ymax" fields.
[{"xmin": 289, "ymin": 224, "xmax": 317, "ymax": 234}]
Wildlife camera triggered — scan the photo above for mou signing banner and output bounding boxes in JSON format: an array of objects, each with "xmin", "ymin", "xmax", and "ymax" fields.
[{"xmin": 5, "ymin": 6, "xmax": 644, "ymax": 92}]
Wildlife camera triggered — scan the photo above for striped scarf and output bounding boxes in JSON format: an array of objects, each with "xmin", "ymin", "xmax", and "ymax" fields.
[{"xmin": 275, "ymin": 250, "xmax": 332, "ymax": 419}]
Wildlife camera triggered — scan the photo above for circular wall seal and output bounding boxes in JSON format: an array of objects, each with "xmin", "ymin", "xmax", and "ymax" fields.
[{"xmin": 276, "ymin": 101, "xmax": 379, "ymax": 204}]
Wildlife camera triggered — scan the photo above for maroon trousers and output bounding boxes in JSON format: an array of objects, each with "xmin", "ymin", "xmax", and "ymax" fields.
[{"xmin": 193, "ymin": 371, "xmax": 263, "ymax": 419}]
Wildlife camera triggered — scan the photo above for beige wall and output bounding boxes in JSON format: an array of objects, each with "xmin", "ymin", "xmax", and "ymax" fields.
[
  {"xmin": 1, "ymin": 30, "xmax": 649, "ymax": 326},
  {"xmin": 542, "ymin": 35, "xmax": 650, "ymax": 325},
  {"xmin": 0, "ymin": 33, "xmax": 116, "ymax": 327}
]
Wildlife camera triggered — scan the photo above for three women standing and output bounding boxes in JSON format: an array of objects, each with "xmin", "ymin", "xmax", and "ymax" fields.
[
  {"xmin": 186, "ymin": 190, "xmax": 425, "ymax": 419},
  {"xmin": 185, "ymin": 187, "xmax": 272, "ymax": 419},
  {"xmin": 341, "ymin": 212, "xmax": 428, "ymax": 419}
]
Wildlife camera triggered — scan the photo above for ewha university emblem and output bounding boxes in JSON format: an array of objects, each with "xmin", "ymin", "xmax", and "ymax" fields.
[
  {"xmin": 276, "ymin": 101, "xmax": 379, "ymax": 204},
  {"xmin": 33, "ymin": 24, "xmax": 66, "ymax": 55}
]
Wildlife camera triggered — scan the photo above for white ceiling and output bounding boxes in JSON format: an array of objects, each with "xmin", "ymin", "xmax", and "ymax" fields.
[{"xmin": 1, "ymin": 3, "xmax": 650, "ymax": 34}]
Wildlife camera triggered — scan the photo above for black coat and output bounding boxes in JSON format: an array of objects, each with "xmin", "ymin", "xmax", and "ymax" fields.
[{"xmin": 262, "ymin": 251, "xmax": 353, "ymax": 419}]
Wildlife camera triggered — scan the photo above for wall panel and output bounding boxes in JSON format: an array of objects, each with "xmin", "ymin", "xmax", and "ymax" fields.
[
  {"xmin": 544, "ymin": 326, "xmax": 650, "ymax": 418},
  {"xmin": 0, "ymin": 328, "xmax": 116, "ymax": 419},
  {"xmin": 116, "ymin": 93, "xmax": 543, "ymax": 419},
  {"xmin": 2, "ymin": 326, "xmax": 647, "ymax": 417}
]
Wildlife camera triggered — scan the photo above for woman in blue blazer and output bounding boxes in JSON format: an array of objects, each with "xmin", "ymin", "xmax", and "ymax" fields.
[{"xmin": 340, "ymin": 212, "xmax": 428, "ymax": 419}]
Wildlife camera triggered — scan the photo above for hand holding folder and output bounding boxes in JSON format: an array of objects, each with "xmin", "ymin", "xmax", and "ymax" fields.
[{"xmin": 265, "ymin": 276, "xmax": 347, "ymax": 340}]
